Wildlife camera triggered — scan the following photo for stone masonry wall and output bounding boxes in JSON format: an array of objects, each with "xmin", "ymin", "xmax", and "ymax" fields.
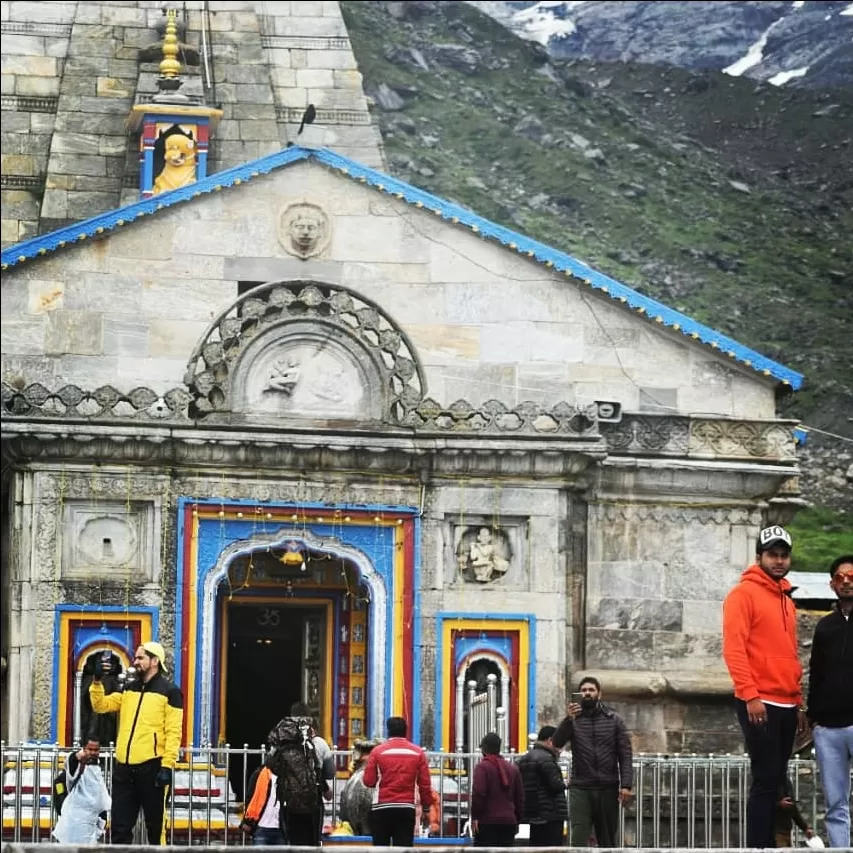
[
  {"xmin": 2, "ymin": 0, "xmax": 384, "ymax": 242},
  {"xmin": 1, "ymin": 160, "xmax": 778, "ymax": 420},
  {"xmin": 0, "ymin": 2, "xmax": 74, "ymax": 244}
]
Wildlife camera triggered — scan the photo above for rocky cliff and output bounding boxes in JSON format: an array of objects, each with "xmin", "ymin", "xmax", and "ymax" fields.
[{"xmin": 472, "ymin": 0, "xmax": 853, "ymax": 89}]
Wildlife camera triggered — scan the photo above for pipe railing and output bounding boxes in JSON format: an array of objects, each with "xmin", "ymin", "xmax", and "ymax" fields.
[{"xmin": 0, "ymin": 742, "xmax": 827, "ymax": 847}]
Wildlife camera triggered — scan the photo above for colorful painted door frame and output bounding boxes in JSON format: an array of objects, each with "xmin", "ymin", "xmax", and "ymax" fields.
[{"xmin": 176, "ymin": 498, "xmax": 421, "ymax": 747}]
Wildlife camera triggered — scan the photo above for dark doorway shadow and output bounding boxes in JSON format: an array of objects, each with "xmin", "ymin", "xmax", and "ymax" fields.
[{"xmin": 225, "ymin": 602, "xmax": 305, "ymax": 799}]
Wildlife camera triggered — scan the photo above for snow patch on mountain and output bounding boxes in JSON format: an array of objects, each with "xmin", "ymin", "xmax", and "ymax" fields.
[
  {"xmin": 724, "ymin": 17, "xmax": 785, "ymax": 76},
  {"xmin": 769, "ymin": 65, "xmax": 810, "ymax": 84},
  {"xmin": 469, "ymin": 1, "xmax": 587, "ymax": 45}
]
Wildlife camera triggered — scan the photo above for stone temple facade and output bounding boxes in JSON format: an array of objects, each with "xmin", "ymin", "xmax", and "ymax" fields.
[{"xmin": 1, "ymin": 1, "xmax": 804, "ymax": 755}]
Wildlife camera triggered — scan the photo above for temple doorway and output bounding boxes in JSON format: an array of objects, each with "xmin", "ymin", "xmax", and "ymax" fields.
[{"xmin": 223, "ymin": 599, "xmax": 328, "ymax": 798}]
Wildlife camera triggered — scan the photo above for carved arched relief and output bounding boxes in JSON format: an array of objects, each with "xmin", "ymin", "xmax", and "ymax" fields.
[
  {"xmin": 455, "ymin": 525, "xmax": 513, "ymax": 584},
  {"xmin": 184, "ymin": 280, "xmax": 427, "ymax": 423}
]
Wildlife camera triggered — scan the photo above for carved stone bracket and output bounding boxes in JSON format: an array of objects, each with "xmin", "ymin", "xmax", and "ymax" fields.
[{"xmin": 183, "ymin": 280, "xmax": 427, "ymax": 423}]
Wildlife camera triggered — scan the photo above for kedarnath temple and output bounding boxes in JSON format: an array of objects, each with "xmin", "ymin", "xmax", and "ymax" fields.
[{"xmin": 1, "ymin": 1, "xmax": 804, "ymax": 756}]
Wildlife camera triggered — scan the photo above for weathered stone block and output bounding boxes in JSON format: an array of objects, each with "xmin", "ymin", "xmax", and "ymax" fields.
[
  {"xmin": 1, "ymin": 34, "xmax": 45, "ymax": 56},
  {"xmin": 1, "ymin": 153, "xmax": 35, "ymax": 175},
  {"xmin": 15, "ymin": 77, "xmax": 59, "ymax": 97},
  {"xmin": 295, "ymin": 68, "xmax": 334, "ymax": 89},
  {"xmin": 45, "ymin": 311, "xmax": 103, "ymax": 356},
  {"xmin": 587, "ymin": 628, "xmax": 656, "ymax": 669},
  {"xmin": 101, "ymin": 318, "xmax": 149, "ymax": 357},
  {"xmin": 26, "ymin": 280, "xmax": 65, "ymax": 314},
  {"xmin": 2, "ymin": 54, "xmax": 58, "ymax": 76},
  {"xmin": 148, "ymin": 318, "xmax": 211, "ymax": 358},
  {"xmin": 589, "ymin": 598, "xmax": 683, "ymax": 632},
  {"xmin": 63, "ymin": 273, "xmax": 143, "ymax": 314},
  {"xmin": 405, "ymin": 324, "xmax": 480, "ymax": 364}
]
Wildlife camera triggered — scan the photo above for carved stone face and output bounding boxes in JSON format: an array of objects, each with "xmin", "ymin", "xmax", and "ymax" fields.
[{"xmin": 279, "ymin": 203, "xmax": 330, "ymax": 259}]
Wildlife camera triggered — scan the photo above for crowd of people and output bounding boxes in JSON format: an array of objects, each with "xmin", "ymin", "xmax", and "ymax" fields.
[{"xmin": 54, "ymin": 529, "xmax": 851, "ymax": 848}]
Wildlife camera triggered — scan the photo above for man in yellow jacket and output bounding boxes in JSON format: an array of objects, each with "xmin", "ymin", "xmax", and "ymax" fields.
[{"xmin": 90, "ymin": 641, "xmax": 183, "ymax": 844}]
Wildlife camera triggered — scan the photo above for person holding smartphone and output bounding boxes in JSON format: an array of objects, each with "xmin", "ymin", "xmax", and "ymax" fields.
[{"xmin": 551, "ymin": 677, "xmax": 633, "ymax": 847}]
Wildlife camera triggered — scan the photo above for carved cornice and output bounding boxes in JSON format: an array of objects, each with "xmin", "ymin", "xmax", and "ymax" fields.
[
  {"xmin": 589, "ymin": 502, "xmax": 764, "ymax": 526},
  {"xmin": 1, "ymin": 383, "xmax": 190, "ymax": 422},
  {"xmin": 403, "ymin": 398, "xmax": 600, "ymax": 436},
  {"xmin": 0, "ymin": 174, "xmax": 45, "ymax": 191},
  {"xmin": 259, "ymin": 34, "xmax": 351, "ymax": 51},
  {"xmin": 0, "ymin": 95, "xmax": 58, "ymax": 114},
  {"xmin": 1, "ymin": 422, "xmax": 604, "ymax": 480},
  {"xmin": 275, "ymin": 106, "xmax": 371, "ymax": 126},
  {"xmin": 1, "ymin": 21, "xmax": 72, "ymax": 38},
  {"xmin": 602, "ymin": 414, "xmax": 797, "ymax": 462}
]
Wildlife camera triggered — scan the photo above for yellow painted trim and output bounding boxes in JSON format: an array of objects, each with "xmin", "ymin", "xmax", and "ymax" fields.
[{"xmin": 439, "ymin": 618, "xmax": 531, "ymax": 752}]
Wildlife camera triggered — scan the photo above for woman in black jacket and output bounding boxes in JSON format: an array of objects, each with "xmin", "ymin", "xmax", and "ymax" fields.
[{"xmin": 516, "ymin": 726, "xmax": 568, "ymax": 847}]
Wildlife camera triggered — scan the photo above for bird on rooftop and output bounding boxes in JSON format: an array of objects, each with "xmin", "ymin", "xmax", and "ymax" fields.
[{"xmin": 298, "ymin": 104, "xmax": 317, "ymax": 136}]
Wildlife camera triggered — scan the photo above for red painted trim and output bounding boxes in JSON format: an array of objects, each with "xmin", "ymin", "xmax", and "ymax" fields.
[
  {"xmin": 448, "ymin": 629, "xmax": 522, "ymax": 752},
  {"xmin": 402, "ymin": 521, "xmax": 415, "ymax": 724},
  {"xmin": 180, "ymin": 503, "xmax": 195, "ymax": 746}
]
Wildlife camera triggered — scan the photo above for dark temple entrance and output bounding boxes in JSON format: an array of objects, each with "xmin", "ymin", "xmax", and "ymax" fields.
[{"xmin": 224, "ymin": 600, "xmax": 327, "ymax": 798}]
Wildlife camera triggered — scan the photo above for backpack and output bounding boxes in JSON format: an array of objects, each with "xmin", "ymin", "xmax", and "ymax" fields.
[
  {"xmin": 267, "ymin": 717, "xmax": 320, "ymax": 815},
  {"xmin": 267, "ymin": 715, "xmax": 314, "ymax": 748},
  {"xmin": 51, "ymin": 755, "xmax": 80, "ymax": 816},
  {"xmin": 52, "ymin": 769, "xmax": 69, "ymax": 815}
]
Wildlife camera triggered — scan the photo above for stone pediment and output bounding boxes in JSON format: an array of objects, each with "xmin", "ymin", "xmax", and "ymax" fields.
[{"xmin": 184, "ymin": 280, "xmax": 425, "ymax": 425}]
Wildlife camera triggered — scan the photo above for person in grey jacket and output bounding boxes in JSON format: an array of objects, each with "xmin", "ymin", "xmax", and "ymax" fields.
[
  {"xmin": 552, "ymin": 677, "xmax": 633, "ymax": 847},
  {"xmin": 516, "ymin": 725, "xmax": 568, "ymax": 846}
]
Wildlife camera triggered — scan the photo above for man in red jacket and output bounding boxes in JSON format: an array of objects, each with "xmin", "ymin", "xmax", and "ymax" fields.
[
  {"xmin": 723, "ymin": 525, "xmax": 807, "ymax": 848},
  {"xmin": 362, "ymin": 716, "xmax": 433, "ymax": 846}
]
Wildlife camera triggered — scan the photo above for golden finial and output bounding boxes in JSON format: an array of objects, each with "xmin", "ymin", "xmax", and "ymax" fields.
[{"xmin": 159, "ymin": 8, "xmax": 182, "ymax": 80}]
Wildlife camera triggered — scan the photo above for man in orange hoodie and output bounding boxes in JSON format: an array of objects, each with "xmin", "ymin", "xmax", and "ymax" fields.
[{"xmin": 723, "ymin": 525, "xmax": 807, "ymax": 848}]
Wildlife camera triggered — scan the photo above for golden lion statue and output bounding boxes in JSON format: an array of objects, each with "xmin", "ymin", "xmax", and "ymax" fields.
[{"xmin": 153, "ymin": 134, "xmax": 197, "ymax": 194}]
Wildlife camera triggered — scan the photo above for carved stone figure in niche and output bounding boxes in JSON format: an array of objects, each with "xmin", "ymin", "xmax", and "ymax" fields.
[
  {"xmin": 153, "ymin": 127, "xmax": 197, "ymax": 194},
  {"xmin": 279, "ymin": 202, "xmax": 330, "ymax": 259},
  {"xmin": 259, "ymin": 344, "xmax": 364, "ymax": 418},
  {"xmin": 456, "ymin": 526, "xmax": 512, "ymax": 583},
  {"xmin": 267, "ymin": 357, "xmax": 301, "ymax": 396}
]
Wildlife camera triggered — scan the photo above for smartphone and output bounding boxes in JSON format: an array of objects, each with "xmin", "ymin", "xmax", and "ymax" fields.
[{"xmin": 570, "ymin": 692, "xmax": 583, "ymax": 705}]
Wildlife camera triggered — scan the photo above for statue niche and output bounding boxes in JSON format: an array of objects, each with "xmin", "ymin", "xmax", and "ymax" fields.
[
  {"xmin": 152, "ymin": 125, "xmax": 197, "ymax": 194},
  {"xmin": 456, "ymin": 526, "xmax": 512, "ymax": 584}
]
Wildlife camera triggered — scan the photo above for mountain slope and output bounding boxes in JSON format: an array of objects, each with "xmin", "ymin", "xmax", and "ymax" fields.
[
  {"xmin": 342, "ymin": 0, "xmax": 852, "ymax": 430},
  {"xmin": 470, "ymin": 1, "xmax": 853, "ymax": 90}
]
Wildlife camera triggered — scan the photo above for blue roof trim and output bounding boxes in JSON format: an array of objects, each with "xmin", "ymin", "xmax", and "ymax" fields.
[{"xmin": 0, "ymin": 146, "xmax": 802, "ymax": 389}]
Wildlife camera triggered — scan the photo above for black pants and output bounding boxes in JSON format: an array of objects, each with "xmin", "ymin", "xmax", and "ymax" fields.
[
  {"xmin": 735, "ymin": 699, "xmax": 798, "ymax": 848},
  {"xmin": 530, "ymin": 820, "xmax": 565, "ymax": 847},
  {"xmin": 286, "ymin": 810, "xmax": 321, "ymax": 846},
  {"xmin": 370, "ymin": 805, "xmax": 417, "ymax": 846},
  {"xmin": 569, "ymin": 787, "xmax": 619, "ymax": 847},
  {"xmin": 474, "ymin": 823, "xmax": 517, "ymax": 847},
  {"xmin": 110, "ymin": 758, "xmax": 167, "ymax": 844}
]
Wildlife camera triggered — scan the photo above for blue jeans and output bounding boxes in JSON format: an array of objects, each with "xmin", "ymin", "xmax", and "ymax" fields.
[
  {"xmin": 253, "ymin": 826, "xmax": 287, "ymax": 845},
  {"xmin": 813, "ymin": 725, "xmax": 853, "ymax": 848}
]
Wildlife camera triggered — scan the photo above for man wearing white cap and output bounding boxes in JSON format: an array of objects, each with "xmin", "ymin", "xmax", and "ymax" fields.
[
  {"xmin": 90, "ymin": 640, "xmax": 183, "ymax": 844},
  {"xmin": 722, "ymin": 525, "xmax": 807, "ymax": 848}
]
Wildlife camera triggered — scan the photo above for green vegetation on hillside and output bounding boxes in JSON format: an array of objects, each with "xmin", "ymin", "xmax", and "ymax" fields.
[
  {"xmin": 342, "ymin": 0, "xmax": 853, "ymax": 430},
  {"xmin": 789, "ymin": 506, "xmax": 853, "ymax": 573}
]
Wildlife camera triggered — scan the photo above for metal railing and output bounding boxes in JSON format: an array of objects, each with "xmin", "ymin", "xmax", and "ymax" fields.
[{"xmin": 1, "ymin": 742, "xmax": 828, "ymax": 847}]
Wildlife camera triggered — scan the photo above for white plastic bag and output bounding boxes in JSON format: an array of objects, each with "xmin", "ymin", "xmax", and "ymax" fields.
[{"xmin": 804, "ymin": 836, "xmax": 825, "ymax": 849}]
